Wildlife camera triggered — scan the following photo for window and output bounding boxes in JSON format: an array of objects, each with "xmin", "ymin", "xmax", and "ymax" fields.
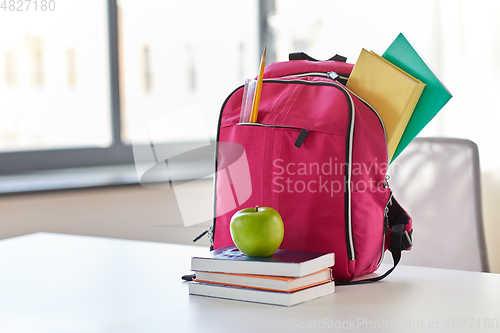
[
  {"xmin": 0, "ymin": 0, "xmax": 111, "ymax": 154},
  {"xmin": 118, "ymin": 0, "xmax": 258, "ymax": 144},
  {"xmin": 0, "ymin": 0, "xmax": 260, "ymax": 176},
  {"xmin": 6, "ymin": 0, "xmax": 497, "ymax": 178}
]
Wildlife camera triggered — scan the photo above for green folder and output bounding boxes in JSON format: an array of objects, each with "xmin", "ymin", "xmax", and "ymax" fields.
[{"xmin": 382, "ymin": 33, "xmax": 452, "ymax": 163}]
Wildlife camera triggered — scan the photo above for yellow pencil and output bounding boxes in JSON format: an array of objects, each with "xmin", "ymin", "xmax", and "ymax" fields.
[{"xmin": 249, "ymin": 48, "xmax": 266, "ymax": 123}]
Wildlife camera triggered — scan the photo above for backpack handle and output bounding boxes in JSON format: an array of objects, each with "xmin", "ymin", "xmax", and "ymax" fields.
[{"xmin": 289, "ymin": 52, "xmax": 347, "ymax": 62}]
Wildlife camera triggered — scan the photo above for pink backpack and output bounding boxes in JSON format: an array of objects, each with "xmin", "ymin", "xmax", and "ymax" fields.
[{"xmin": 209, "ymin": 53, "xmax": 413, "ymax": 283}]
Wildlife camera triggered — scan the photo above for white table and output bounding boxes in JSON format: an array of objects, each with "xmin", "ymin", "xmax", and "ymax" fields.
[{"xmin": 1, "ymin": 233, "xmax": 499, "ymax": 333}]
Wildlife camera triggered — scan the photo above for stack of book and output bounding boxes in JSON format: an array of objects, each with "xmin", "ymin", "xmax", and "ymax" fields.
[{"xmin": 188, "ymin": 246, "xmax": 335, "ymax": 307}]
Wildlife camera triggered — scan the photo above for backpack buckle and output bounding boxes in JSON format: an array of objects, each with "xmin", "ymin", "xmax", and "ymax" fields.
[{"xmin": 401, "ymin": 230, "xmax": 413, "ymax": 250}]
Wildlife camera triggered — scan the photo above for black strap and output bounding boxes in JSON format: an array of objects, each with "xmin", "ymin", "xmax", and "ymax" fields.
[
  {"xmin": 182, "ymin": 273, "xmax": 196, "ymax": 281},
  {"xmin": 336, "ymin": 225, "xmax": 404, "ymax": 285},
  {"xmin": 289, "ymin": 52, "xmax": 347, "ymax": 62},
  {"xmin": 336, "ymin": 196, "xmax": 412, "ymax": 285}
]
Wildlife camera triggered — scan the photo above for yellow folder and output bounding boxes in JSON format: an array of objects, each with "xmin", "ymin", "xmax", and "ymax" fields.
[{"xmin": 346, "ymin": 49, "xmax": 426, "ymax": 161}]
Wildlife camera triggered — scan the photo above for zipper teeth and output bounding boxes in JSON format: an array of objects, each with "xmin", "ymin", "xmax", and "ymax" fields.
[
  {"xmin": 274, "ymin": 73, "xmax": 389, "ymax": 258},
  {"xmin": 342, "ymin": 86, "xmax": 390, "ymax": 166},
  {"xmin": 215, "ymin": 77, "xmax": 389, "ymax": 263},
  {"xmin": 214, "ymin": 78, "xmax": 358, "ymax": 260},
  {"xmin": 265, "ymin": 77, "xmax": 357, "ymax": 261},
  {"xmin": 344, "ymin": 92, "xmax": 356, "ymax": 261},
  {"xmin": 235, "ymin": 123, "xmax": 302, "ymax": 130},
  {"xmin": 281, "ymin": 72, "xmax": 350, "ymax": 81},
  {"xmin": 377, "ymin": 233, "xmax": 386, "ymax": 267},
  {"xmin": 338, "ymin": 82, "xmax": 391, "ymax": 262},
  {"xmin": 278, "ymin": 72, "xmax": 388, "ymax": 166},
  {"xmin": 377, "ymin": 191, "xmax": 394, "ymax": 266},
  {"xmin": 279, "ymin": 72, "xmax": 389, "ymax": 165}
]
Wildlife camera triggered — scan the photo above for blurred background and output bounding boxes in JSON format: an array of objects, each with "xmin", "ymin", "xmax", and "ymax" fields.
[{"xmin": 1, "ymin": 0, "xmax": 499, "ymax": 272}]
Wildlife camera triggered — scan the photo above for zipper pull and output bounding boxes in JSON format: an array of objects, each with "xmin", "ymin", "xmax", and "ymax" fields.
[
  {"xmin": 384, "ymin": 191, "xmax": 393, "ymax": 235},
  {"xmin": 193, "ymin": 226, "xmax": 214, "ymax": 250},
  {"xmin": 193, "ymin": 229, "xmax": 208, "ymax": 243},
  {"xmin": 327, "ymin": 71, "xmax": 339, "ymax": 81},
  {"xmin": 294, "ymin": 129, "xmax": 309, "ymax": 148},
  {"xmin": 384, "ymin": 206, "xmax": 390, "ymax": 235},
  {"xmin": 383, "ymin": 175, "xmax": 390, "ymax": 188}
]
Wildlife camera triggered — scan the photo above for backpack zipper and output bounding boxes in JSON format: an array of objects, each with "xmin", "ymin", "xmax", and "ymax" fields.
[
  {"xmin": 235, "ymin": 122, "xmax": 301, "ymax": 130},
  {"xmin": 279, "ymin": 71, "xmax": 388, "ymax": 154},
  {"xmin": 281, "ymin": 71, "xmax": 350, "ymax": 81},
  {"xmin": 213, "ymin": 76, "xmax": 388, "ymax": 263},
  {"xmin": 275, "ymin": 78, "xmax": 356, "ymax": 261},
  {"xmin": 278, "ymin": 72, "xmax": 392, "ymax": 263},
  {"xmin": 235, "ymin": 123, "xmax": 309, "ymax": 148},
  {"xmin": 326, "ymin": 72, "xmax": 392, "ymax": 264},
  {"xmin": 280, "ymin": 71, "xmax": 389, "ymax": 164},
  {"xmin": 377, "ymin": 190, "xmax": 393, "ymax": 266},
  {"xmin": 231, "ymin": 78, "xmax": 357, "ymax": 261},
  {"xmin": 341, "ymin": 85, "xmax": 390, "ymax": 166},
  {"xmin": 205, "ymin": 119, "xmax": 312, "ymax": 245}
]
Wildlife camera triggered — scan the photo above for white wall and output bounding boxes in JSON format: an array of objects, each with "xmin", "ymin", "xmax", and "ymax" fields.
[{"xmin": 0, "ymin": 181, "xmax": 213, "ymax": 248}]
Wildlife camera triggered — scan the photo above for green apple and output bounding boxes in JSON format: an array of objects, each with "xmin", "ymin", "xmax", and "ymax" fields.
[{"xmin": 230, "ymin": 206, "xmax": 284, "ymax": 257}]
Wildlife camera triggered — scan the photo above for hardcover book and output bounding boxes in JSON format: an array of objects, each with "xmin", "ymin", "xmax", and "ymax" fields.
[
  {"xmin": 346, "ymin": 48, "xmax": 426, "ymax": 161},
  {"xmin": 382, "ymin": 33, "xmax": 453, "ymax": 163},
  {"xmin": 191, "ymin": 246, "xmax": 334, "ymax": 278},
  {"xmin": 193, "ymin": 268, "xmax": 333, "ymax": 292},
  {"xmin": 188, "ymin": 280, "xmax": 335, "ymax": 307}
]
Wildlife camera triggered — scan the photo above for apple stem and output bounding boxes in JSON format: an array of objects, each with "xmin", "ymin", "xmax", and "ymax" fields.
[{"xmin": 255, "ymin": 205, "xmax": 259, "ymax": 212}]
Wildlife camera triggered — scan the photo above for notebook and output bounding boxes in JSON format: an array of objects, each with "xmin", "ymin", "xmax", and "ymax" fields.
[
  {"xmin": 346, "ymin": 49, "xmax": 426, "ymax": 161},
  {"xmin": 188, "ymin": 280, "xmax": 335, "ymax": 307},
  {"xmin": 382, "ymin": 33, "xmax": 452, "ymax": 163},
  {"xmin": 193, "ymin": 268, "xmax": 333, "ymax": 292},
  {"xmin": 191, "ymin": 246, "xmax": 334, "ymax": 278}
]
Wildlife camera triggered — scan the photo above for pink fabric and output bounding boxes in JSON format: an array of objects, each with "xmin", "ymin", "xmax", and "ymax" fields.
[
  {"xmin": 349, "ymin": 92, "xmax": 391, "ymax": 278},
  {"xmin": 213, "ymin": 59, "xmax": 409, "ymax": 282}
]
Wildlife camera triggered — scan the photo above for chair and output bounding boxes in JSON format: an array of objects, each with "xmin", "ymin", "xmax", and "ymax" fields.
[{"xmin": 383, "ymin": 137, "xmax": 490, "ymax": 272}]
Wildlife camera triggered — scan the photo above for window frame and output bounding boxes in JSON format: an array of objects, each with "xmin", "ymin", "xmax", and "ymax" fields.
[{"xmin": 0, "ymin": 0, "xmax": 274, "ymax": 176}]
